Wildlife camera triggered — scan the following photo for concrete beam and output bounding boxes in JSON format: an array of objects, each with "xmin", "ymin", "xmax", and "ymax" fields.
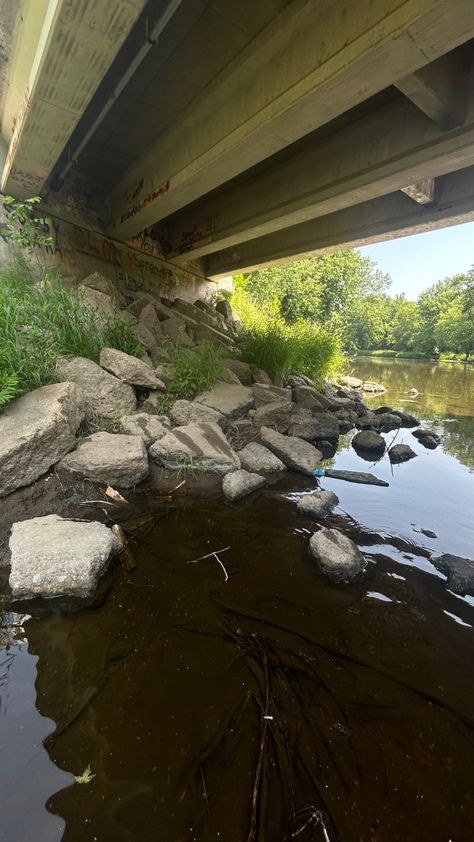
[
  {"xmin": 205, "ymin": 167, "xmax": 474, "ymax": 277},
  {"xmin": 401, "ymin": 178, "xmax": 436, "ymax": 204},
  {"xmin": 395, "ymin": 49, "xmax": 472, "ymax": 129},
  {"xmin": 1, "ymin": 0, "xmax": 146, "ymax": 198},
  {"xmin": 160, "ymin": 93, "xmax": 474, "ymax": 263},
  {"xmin": 107, "ymin": 0, "xmax": 474, "ymax": 239}
]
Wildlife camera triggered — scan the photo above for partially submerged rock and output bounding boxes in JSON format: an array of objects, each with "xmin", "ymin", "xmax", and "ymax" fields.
[
  {"xmin": 352, "ymin": 430, "xmax": 385, "ymax": 453},
  {"xmin": 297, "ymin": 490, "xmax": 339, "ymax": 519},
  {"xmin": 222, "ymin": 469, "xmax": 266, "ymax": 501},
  {"xmin": 309, "ymin": 528, "xmax": 367, "ymax": 583},
  {"xmin": 412, "ymin": 428, "xmax": 441, "ymax": 449},
  {"xmin": 9, "ymin": 514, "xmax": 122, "ymax": 598},
  {"xmin": 432, "ymin": 553, "xmax": 474, "ymax": 596},
  {"xmin": 238, "ymin": 442, "xmax": 286, "ymax": 473},
  {"xmin": 100, "ymin": 348, "xmax": 165, "ymax": 390},
  {"xmin": 195, "ymin": 381, "xmax": 254, "ymax": 419},
  {"xmin": 325, "ymin": 468, "xmax": 389, "ymax": 487},
  {"xmin": 56, "ymin": 356, "xmax": 136, "ymax": 419},
  {"xmin": 0, "ymin": 382, "xmax": 86, "ymax": 498},
  {"xmin": 389, "ymin": 444, "xmax": 417, "ymax": 463},
  {"xmin": 260, "ymin": 426, "xmax": 322, "ymax": 475},
  {"xmin": 150, "ymin": 421, "xmax": 240, "ymax": 475},
  {"xmin": 59, "ymin": 432, "xmax": 149, "ymax": 487},
  {"xmin": 119, "ymin": 413, "xmax": 170, "ymax": 446}
]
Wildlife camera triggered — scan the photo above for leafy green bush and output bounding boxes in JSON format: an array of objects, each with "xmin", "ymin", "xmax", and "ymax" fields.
[
  {"xmin": 356, "ymin": 349, "xmax": 430, "ymax": 360},
  {"xmin": 395, "ymin": 350, "xmax": 430, "ymax": 360},
  {"xmin": 0, "ymin": 256, "xmax": 141, "ymax": 407},
  {"xmin": 162, "ymin": 341, "xmax": 225, "ymax": 407},
  {"xmin": 232, "ymin": 287, "xmax": 342, "ymax": 385}
]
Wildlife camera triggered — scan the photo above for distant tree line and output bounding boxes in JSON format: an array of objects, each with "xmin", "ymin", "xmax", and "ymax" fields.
[{"xmin": 237, "ymin": 252, "xmax": 474, "ymax": 360}]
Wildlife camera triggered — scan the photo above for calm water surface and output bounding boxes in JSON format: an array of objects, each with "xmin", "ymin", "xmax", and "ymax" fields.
[{"xmin": 1, "ymin": 359, "xmax": 474, "ymax": 842}]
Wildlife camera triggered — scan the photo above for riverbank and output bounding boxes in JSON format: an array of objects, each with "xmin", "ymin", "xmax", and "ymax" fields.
[{"xmin": 357, "ymin": 349, "xmax": 474, "ymax": 364}]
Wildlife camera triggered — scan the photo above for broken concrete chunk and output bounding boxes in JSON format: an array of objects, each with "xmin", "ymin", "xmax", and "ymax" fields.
[
  {"xmin": 56, "ymin": 356, "xmax": 136, "ymax": 419},
  {"xmin": 59, "ymin": 432, "xmax": 149, "ymax": 487},
  {"xmin": 309, "ymin": 528, "xmax": 367, "ymax": 583},
  {"xmin": 100, "ymin": 347, "xmax": 165, "ymax": 389},
  {"xmin": 238, "ymin": 442, "xmax": 286, "ymax": 473},
  {"xmin": 222, "ymin": 469, "xmax": 266, "ymax": 501},
  {"xmin": 260, "ymin": 426, "xmax": 322, "ymax": 475},
  {"xmin": 195, "ymin": 381, "xmax": 254, "ymax": 419},
  {"xmin": 149, "ymin": 421, "xmax": 240, "ymax": 475},
  {"xmin": 119, "ymin": 413, "xmax": 170, "ymax": 445}
]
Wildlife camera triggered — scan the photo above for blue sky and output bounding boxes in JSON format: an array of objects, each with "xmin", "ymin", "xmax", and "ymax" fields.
[{"xmin": 359, "ymin": 220, "xmax": 474, "ymax": 300}]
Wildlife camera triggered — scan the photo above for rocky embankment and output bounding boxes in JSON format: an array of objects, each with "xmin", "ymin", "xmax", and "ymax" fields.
[{"xmin": 0, "ymin": 272, "xmax": 468, "ymax": 600}]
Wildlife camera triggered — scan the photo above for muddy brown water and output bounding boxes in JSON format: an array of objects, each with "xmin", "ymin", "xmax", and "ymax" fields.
[{"xmin": 1, "ymin": 359, "xmax": 474, "ymax": 842}]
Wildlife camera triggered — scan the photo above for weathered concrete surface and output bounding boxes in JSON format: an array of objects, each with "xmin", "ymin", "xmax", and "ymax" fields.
[
  {"xmin": 150, "ymin": 422, "xmax": 240, "ymax": 475},
  {"xmin": 222, "ymin": 469, "xmax": 266, "ymax": 501},
  {"xmin": 238, "ymin": 442, "xmax": 286, "ymax": 474},
  {"xmin": 260, "ymin": 426, "xmax": 322, "ymax": 475},
  {"xmin": 119, "ymin": 413, "xmax": 170, "ymax": 446},
  {"xmin": 9, "ymin": 515, "xmax": 122, "ymax": 598},
  {"xmin": 59, "ymin": 432, "xmax": 149, "ymax": 487},
  {"xmin": 195, "ymin": 382, "xmax": 254, "ymax": 419},
  {"xmin": 56, "ymin": 356, "xmax": 136, "ymax": 419},
  {"xmin": 0, "ymin": 383, "xmax": 86, "ymax": 498}
]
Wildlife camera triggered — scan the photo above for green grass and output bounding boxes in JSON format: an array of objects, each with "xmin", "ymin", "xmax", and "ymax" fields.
[
  {"xmin": 161, "ymin": 341, "xmax": 226, "ymax": 410},
  {"xmin": 231, "ymin": 288, "xmax": 343, "ymax": 385},
  {"xmin": 356, "ymin": 349, "xmax": 431, "ymax": 360},
  {"xmin": 0, "ymin": 254, "xmax": 141, "ymax": 408}
]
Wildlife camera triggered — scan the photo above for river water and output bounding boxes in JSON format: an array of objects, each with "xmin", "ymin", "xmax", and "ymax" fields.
[{"xmin": 1, "ymin": 359, "xmax": 474, "ymax": 842}]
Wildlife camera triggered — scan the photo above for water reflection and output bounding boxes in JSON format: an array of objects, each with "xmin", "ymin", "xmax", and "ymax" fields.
[
  {"xmin": 348, "ymin": 357, "xmax": 474, "ymax": 470},
  {"xmin": 0, "ymin": 612, "xmax": 73, "ymax": 842}
]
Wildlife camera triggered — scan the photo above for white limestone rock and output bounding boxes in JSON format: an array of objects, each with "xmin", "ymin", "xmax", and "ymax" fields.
[
  {"xmin": 149, "ymin": 421, "xmax": 240, "ymax": 475},
  {"xmin": 222, "ymin": 469, "xmax": 266, "ymax": 501},
  {"xmin": 309, "ymin": 528, "xmax": 367, "ymax": 583},
  {"xmin": 9, "ymin": 515, "xmax": 123, "ymax": 598},
  {"xmin": 195, "ymin": 381, "xmax": 254, "ymax": 419},
  {"xmin": 100, "ymin": 347, "xmax": 165, "ymax": 389},
  {"xmin": 297, "ymin": 490, "xmax": 339, "ymax": 519},
  {"xmin": 59, "ymin": 432, "xmax": 149, "ymax": 487},
  {"xmin": 119, "ymin": 413, "xmax": 170, "ymax": 446},
  {"xmin": 0, "ymin": 382, "xmax": 86, "ymax": 498},
  {"xmin": 238, "ymin": 442, "xmax": 286, "ymax": 473},
  {"xmin": 260, "ymin": 426, "xmax": 322, "ymax": 475},
  {"xmin": 56, "ymin": 356, "xmax": 136, "ymax": 419}
]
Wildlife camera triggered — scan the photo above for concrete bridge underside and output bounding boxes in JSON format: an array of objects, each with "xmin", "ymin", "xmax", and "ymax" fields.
[{"xmin": 2, "ymin": 0, "xmax": 474, "ymax": 285}]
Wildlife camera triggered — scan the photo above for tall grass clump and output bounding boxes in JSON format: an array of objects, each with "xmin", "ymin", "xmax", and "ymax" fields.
[
  {"xmin": 162, "ymin": 341, "xmax": 225, "ymax": 407},
  {"xmin": 0, "ymin": 254, "xmax": 141, "ymax": 407},
  {"xmin": 231, "ymin": 287, "xmax": 342, "ymax": 385}
]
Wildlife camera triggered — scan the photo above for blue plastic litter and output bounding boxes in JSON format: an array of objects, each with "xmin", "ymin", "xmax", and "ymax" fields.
[{"xmin": 313, "ymin": 468, "xmax": 326, "ymax": 477}]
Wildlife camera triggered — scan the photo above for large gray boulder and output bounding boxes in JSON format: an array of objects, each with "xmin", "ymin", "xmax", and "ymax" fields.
[
  {"xmin": 289, "ymin": 410, "xmax": 339, "ymax": 442},
  {"xmin": 0, "ymin": 382, "xmax": 86, "ymax": 498},
  {"xmin": 292, "ymin": 385, "xmax": 325, "ymax": 411},
  {"xmin": 59, "ymin": 432, "xmax": 149, "ymax": 487},
  {"xmin": 260, "ymin": 426, "xmax": 322, "ymax": 475},
  {"xmin": 222, "ymin": 469, "xmax": 266, "ymax": 501},
  {"xmin": 9, "ymin": 515, "xmax": 122, "ymax": 598},
  {"xmin": 119, "ymin": 413, "xmax": 170, "ymax": 446},
  {"xmin": 100, "ymin": 348, "xmax": 165, "ymax": 390},
  {"xmin": 139, "ymin": 303, "xmax": 164, "ymax": 343},
  {"xmin": 432, "ymin": 553, "xmax": 474, "ymax": 596},
  {"xmin": 297, "ymin": 490, "xmax": 339, "ymax": 519},
  {"xmin": 169, "ymin": 399, "xmax": 225, "ymax": 428},
  {"xmin": 254, "ymin": 400, "xmax": 293, "ymax": 433},
  {"xmin": 309, "ymin": 528, "xmax": 367, "ymax": 583},
  {"xmin": 224, "ymin": 359, "xmax": 253, "ymax": 385},
  {"xmin": 195, "ymin": 381, "xmax": 254, "ymax": 419},
  {"xmin": 238, "ymin": 442, "xmax": 286, "ymax": 473},
  {"xmin": 352, "ymin": 430, "xmax": 386, "ymax": 453},
  {"xmin": 56, "ymin": 356, "xmax": 136, "ymax": 419},
  {"xmin": 150, "ymin": 421, "xmax": 240, "ymax": 475}
]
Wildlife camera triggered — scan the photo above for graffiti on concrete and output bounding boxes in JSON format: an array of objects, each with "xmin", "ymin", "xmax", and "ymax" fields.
[{"xmin": 119, "ymin": 179, "xmax": 170, "ymax": 223}]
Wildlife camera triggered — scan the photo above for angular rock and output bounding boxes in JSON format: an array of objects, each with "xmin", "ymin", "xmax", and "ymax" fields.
[
  {"xmin": 195, "ymin": 381, "xmax": 254, "ymax": 419},
  {"xmin": 362, "ymin": 381, "xmax": 386, "ymax": 394},
  {"xmin": 154, "ymin": 362, "xmax": 174, "ymax": 385},
  {"xmin": 297, "ymin": 490, "xmax": 339, "ymax": 519},
  {"xmin": 149, "ymin": 422, "xmax": 240, "ymax": 475},
  {"xmin": 253, "ymin": 383, "xmax": 292, "ymax": 407},
  {"xmin": 238, "ymin": 442, "xmax": 286, "ymax": 473},
  {"xmin": 220, "ymin": 367, "xmax": 242, "ymax": 385},
  {"xmin": 133, "ymin": 322, "xmax": 160, "ymax": 355},
  {"xmin": 9, "ymin": 515, "xmax": 122, "ymax": 598},
  {"xmin": 139, "ymin": 303, "xmax": 164, "ymax": 342},
  {"xmin": 254, "ymin": 400, "xmax": 293, "ymax": 433},
  {"xmin": 215, "ymin": 299, "xmax": 234, "ymax": 322},
  {"xmin": 260, "ymin": 426, "xmax": 322, "ymax": 475},
  {"xmin": 222, "ymin": 469, "xmax": 266, "ymax": 501},
  {"xmin": 59, "ymin": 432, "xmax": 149, "ymax": 487},
  {"xmin": 78, "ymin": 284, "xmax": 115, "ymax": 315},
  {"xmin": 309, "ymin": 528, "xmax": 367, "ymax": 583},
  {"xmin": 389, "ymin": 444, "xmax": 417, "ymax": 464},
  {"xmin": 0, "ymin": 382, "xmax": 86, "ymax": 498},
  {"xmin": 352, "ymin": 430, "xmax": 385, "ymax": 453},
  {"xmin": 141, "ymin": 391, "xmax": 166, "ymax": 415},
  {"xmin": 119, "ymin": 413, "xmax": 170, "ymax": 446},
  {"xmin": 161, "ymin": 316, "xmax": 193, "ymax": 345},
  {"xmin": 432, "ymin": 553, "xmax": 474, "ymax": 596},
  {"xmin": 224, "ymin": 359, "xmax": 253, "ymax": 385},
  {"xmin": 100, "ymin": 347, "xmax": 165, "ymax": 389},
  {"xmin": 56, "ymin": 356, "xmax": 136, "ymax": 419},
  {"xmin": 169, "ymin": 399, "xmax": 225, "ymax": 428},
  {"xmin": 292, "ymin": 385, "xmax": 325, "ymax": 411},
  {"xmin": 338, "ymin": 375, "xmax": 363, "ymax": 390},
  {"xmin": 391, "ymin": 410, "xmax": 419, "ymax": 427},
  {"xmin": 377, "ymin": 412, "xmax": 403, "ymax": 432},
  {"xmin": 308, "ymin": 412, "xmax": 340, "ymax": 440},
  {"xmin": 252, "ymin": 368, "xmax": 272, "ymax": 385}
]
